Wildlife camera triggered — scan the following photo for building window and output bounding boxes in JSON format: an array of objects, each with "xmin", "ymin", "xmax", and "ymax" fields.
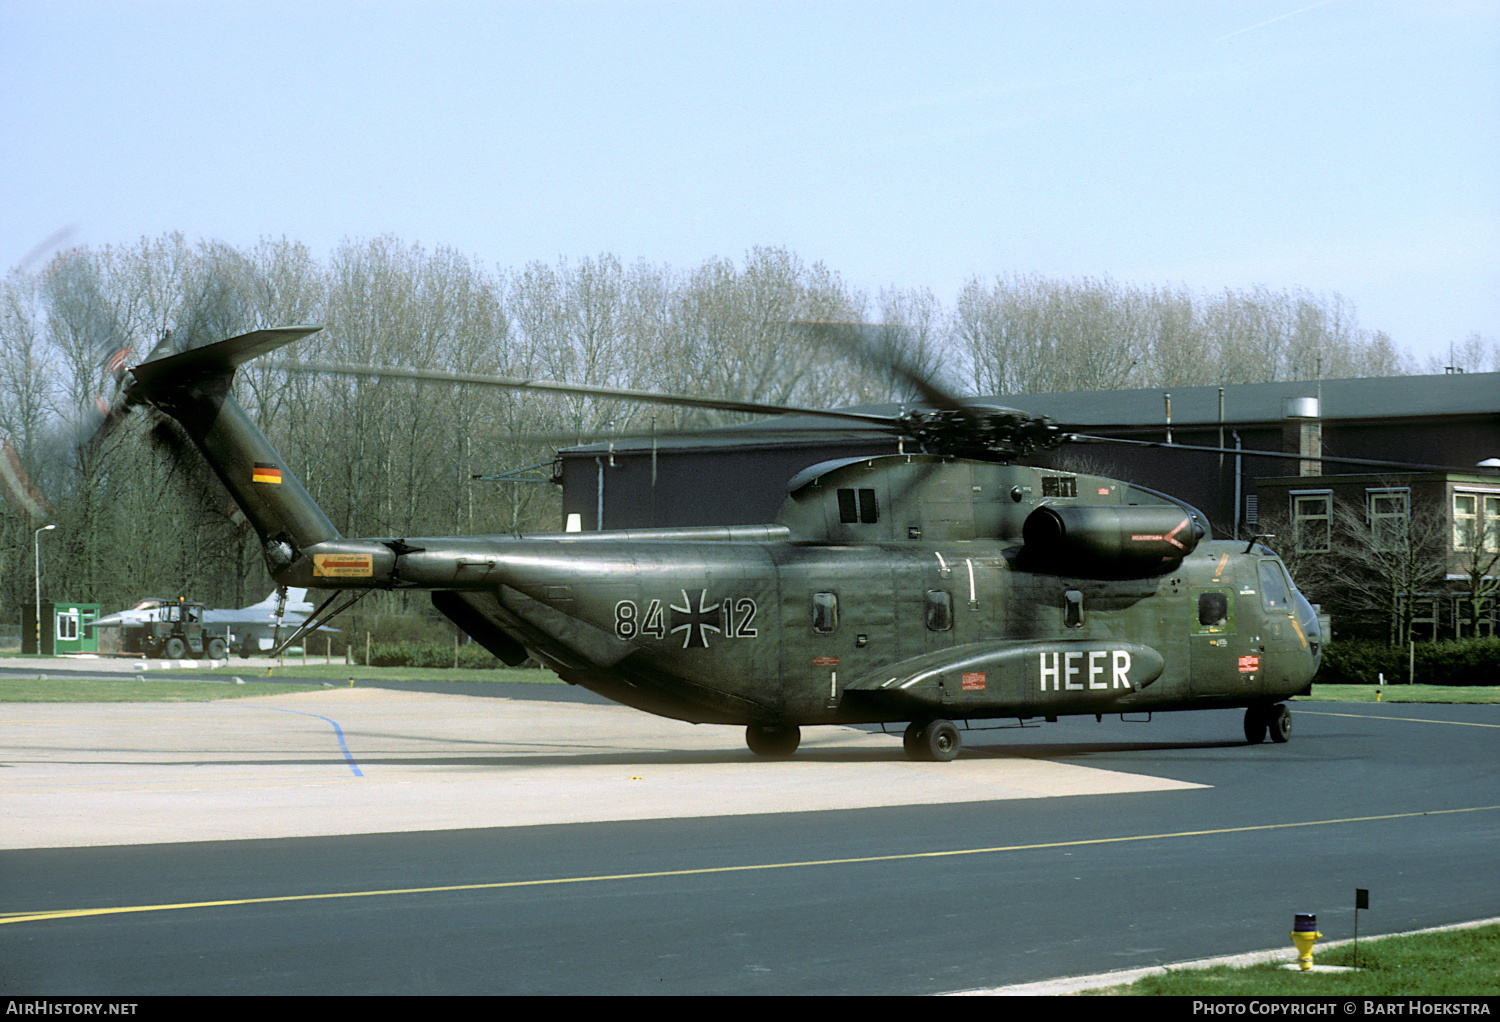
[
  {"xmin": 1454, "ymin": 491, "xmax": 1500, "ymax": 553},
  {"xmin": 1454, "ymin": 493, "xmax": 1478, "ymax": 550},
  {"xmin": 1291, "ymin": 491, "xmax": 1332, "ymax": 553},
  {"xmin": 56, "ymin": 610, "xmax": 79, "ymax": 641},
  {"xmin": 1367, "ymin": 488, "xmax": 1409, "ymax": 550}
]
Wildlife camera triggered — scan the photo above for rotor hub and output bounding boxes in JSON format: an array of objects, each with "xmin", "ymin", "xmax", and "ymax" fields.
[{"xmin": 897, "ymin": 405, "xmax": 1065, "ymax": 460}]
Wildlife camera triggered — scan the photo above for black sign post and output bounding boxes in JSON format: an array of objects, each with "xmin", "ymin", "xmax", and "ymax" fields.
[{"xmin": 1355, "ymin": 888, "xmax": 1370, "ymax": 967}]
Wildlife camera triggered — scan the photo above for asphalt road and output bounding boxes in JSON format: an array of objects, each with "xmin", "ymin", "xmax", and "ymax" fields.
[{"xmin": 0, "ymin": 689, "xmax": 1495, "ymax": 995}]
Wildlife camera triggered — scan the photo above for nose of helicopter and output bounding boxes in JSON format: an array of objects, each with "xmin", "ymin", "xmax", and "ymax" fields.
[{"xmin": 1292, "ymin": 589, "xmax": 1322, "ymax": 675}]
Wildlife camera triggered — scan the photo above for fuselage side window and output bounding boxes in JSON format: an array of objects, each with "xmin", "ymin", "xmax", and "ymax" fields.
[
  {"xmin": 1196, "ymin": 590, "xmax": 1231, "ymax": 631},
  {"xmin": 812, "ymin": 592, "xmax": 839, "ymax": 633},
  {"xmin": 1063, "ymin": 589, "xmax": 1084, "ymax": 628},
  {"xmin": 924, "ymin": 589, "xmax": 953, "ymax": 631}
]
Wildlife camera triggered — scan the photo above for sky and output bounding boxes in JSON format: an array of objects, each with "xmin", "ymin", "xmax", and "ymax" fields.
[{"xmin": 3, "ymin": 1, "xmax": 1497, "ymax": 366}]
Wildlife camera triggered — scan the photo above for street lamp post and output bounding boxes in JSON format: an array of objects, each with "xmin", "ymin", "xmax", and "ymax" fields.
[{"xmin": 34, "ymin": 523, "xmax": 56, "ymax": 655}]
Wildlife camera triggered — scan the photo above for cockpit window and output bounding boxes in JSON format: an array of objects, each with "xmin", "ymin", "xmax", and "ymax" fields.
[{"xmin": 1258, "ymin": 561, "xmax": 1292, "ymax": 612}]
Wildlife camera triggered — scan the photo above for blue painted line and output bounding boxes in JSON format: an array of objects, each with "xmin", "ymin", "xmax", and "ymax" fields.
[{"xmin": 267, "ymin": 707, "xmax": 364, "ymax": 777}]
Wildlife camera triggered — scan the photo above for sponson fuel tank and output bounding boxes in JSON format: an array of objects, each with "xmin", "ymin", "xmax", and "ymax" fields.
[{"xmin": 1022, "ymin": 503, "xmax": 1206, "ymax": 571}]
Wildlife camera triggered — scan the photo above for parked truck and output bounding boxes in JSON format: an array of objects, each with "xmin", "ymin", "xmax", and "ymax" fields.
[{"xmin": 92, "ymin": 597, "xmax": 230, "ymax": 660}]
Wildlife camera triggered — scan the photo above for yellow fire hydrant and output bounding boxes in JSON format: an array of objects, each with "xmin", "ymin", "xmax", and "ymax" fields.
[{"xmin": 1291, "ymin": 913, "xmax": 1322, "ymax": 971}]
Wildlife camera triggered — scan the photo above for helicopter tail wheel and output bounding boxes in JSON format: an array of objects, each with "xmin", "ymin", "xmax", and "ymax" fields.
[
  {"xmin": 746, "ymin": 724, "xmax": 800, "ymax": 757},
  {"xmin": 1268, "ymin": 703, "xmax": 1292, "ymax": 744},
  {"xmin": 1243, "ymin": 705, "xmax": 1268, "ymax": 744},
  {"xmin": 905, "ymin": 719, "xmax": 961, "ymax": 762}
]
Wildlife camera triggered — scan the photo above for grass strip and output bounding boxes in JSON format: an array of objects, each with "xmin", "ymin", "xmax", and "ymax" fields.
[
  {"xmin": 1087, "ymin": 922, "xmax": 1500, "ymax": 996},
  {"xmin": 0, "ymin": 676, "xmax": 317, "ymax": 702},
  {"xmin": 1304, "ymin": 683, "xmax": 1500, "ymax": 704},
  {"xmin": 169, "ymin": 663, "xmax": 562, "ymax": 683}
]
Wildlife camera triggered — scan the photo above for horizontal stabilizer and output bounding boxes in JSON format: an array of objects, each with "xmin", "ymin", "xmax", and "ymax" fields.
[{"xmin": 128, "ymin": 326, "xmax": 322, "ymax": 400}]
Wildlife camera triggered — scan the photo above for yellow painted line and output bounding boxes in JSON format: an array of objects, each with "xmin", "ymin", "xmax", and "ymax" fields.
[
  {"xmin": 1298, "ymin": 709, "xmax": 1500, "ymax": 729},
  {"xmin": 2, "ymin": 804, "xmax": 1496, "ymax": 928}
]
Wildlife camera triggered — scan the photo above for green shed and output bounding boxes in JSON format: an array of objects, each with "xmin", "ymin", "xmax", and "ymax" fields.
[{"xmin": 22, "ymin": 602, "xmax": 101, "ymax": 655}]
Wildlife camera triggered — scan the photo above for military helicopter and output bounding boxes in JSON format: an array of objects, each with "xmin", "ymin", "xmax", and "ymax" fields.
[{"xmin": 116, "ymin": 324, "xmax": 1333, "ymax": 762}]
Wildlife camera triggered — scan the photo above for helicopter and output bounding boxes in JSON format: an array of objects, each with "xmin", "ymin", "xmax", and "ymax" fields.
[{"xmin": 113, "ymin": 324, "xmax": 1329, "ymax": 762}]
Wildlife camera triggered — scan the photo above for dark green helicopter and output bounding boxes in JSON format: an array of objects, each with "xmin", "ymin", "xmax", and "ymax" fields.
[{"xmin": 116, "ymin": 325, "xmax": 1328, "ymax": 762}]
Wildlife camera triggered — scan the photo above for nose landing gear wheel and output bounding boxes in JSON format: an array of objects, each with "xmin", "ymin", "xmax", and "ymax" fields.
[
  {"xmin": 1244, "ymin": 703, "xmax": 1292, "ymax": 744},
  {"xmin": 1243, "ymin": 705, "xmax": 1268, "ymax": 744},
  {"xmin": 1268, "ymin": 703, "xmax": 1292, "ymax": 743}
]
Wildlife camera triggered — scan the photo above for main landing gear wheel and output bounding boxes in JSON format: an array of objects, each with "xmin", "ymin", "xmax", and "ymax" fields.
[
  {"xmin": 1243, "ymin": 705, "xmax": 1268, "ymax": 744},
  {"xmin": 903, "ymin": 719, "xmax": 961, "ymax": 762},
  {"xmin": 746, "ymin": 724, "xmax": 800, "ymax": 757}
]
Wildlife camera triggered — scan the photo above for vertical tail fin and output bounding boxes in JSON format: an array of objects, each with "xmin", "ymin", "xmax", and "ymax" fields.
[
  {"xmin": 126, "ymin": 327, "xmax": 342, "ymax": 572},
  {"xmin": 249, "ymin": 587, "xmax": 310, "ymax": 609}
]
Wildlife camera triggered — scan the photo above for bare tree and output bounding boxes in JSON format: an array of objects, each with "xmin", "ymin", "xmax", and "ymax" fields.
[{"xmin": 1323, "ymin": 491, "xmax": 1451, "ymax": 645}]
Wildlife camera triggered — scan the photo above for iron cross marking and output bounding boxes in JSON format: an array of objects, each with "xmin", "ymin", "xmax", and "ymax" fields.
[{"xmin": 670, "ymin": 589, "xmax": 723, "ymax": 649}]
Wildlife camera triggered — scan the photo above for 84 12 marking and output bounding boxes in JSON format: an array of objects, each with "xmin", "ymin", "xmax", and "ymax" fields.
[{"xmin": 615, "ymin": 591, "xmax": 758, "ymax": 648}]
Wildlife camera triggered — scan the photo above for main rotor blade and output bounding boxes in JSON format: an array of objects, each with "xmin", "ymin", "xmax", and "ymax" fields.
[
  {"xmin": 1066, "ymin": 434, "xmax": 1497, "ymax": 475},
  {"xmin": 792, "ymin": 320, "xmax": 973, "ymax": 416},
  {"xmin": 274, "ymin": 360, "xmax": 903, "ymax": 429}
]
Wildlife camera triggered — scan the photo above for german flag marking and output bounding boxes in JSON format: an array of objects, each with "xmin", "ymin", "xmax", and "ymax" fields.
[{"xmin": 253, "ymin": 462, "xmax": 283, "ymax": 485}]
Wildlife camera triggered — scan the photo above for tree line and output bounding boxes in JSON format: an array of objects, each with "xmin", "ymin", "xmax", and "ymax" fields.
[{"xmin": 0, "ymin": 232, "xmax": 1485, "ymax": 627}]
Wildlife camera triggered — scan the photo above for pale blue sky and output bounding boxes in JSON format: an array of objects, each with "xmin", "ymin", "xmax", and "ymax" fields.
[{"xmin": 4, "ymin": 1, "xmax": 1497, "ymax": 364}]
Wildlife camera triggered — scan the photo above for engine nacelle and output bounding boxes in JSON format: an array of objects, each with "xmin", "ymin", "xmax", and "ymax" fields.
[{"xmin": 1022, "ymin": 504, "xmax": 1205, "ymax": 572}]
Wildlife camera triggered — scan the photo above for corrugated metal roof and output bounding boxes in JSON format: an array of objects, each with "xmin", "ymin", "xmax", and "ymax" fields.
[{"xmin": 1004, "ymin": 370, "xmax": 1500, "ymax": 428}]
